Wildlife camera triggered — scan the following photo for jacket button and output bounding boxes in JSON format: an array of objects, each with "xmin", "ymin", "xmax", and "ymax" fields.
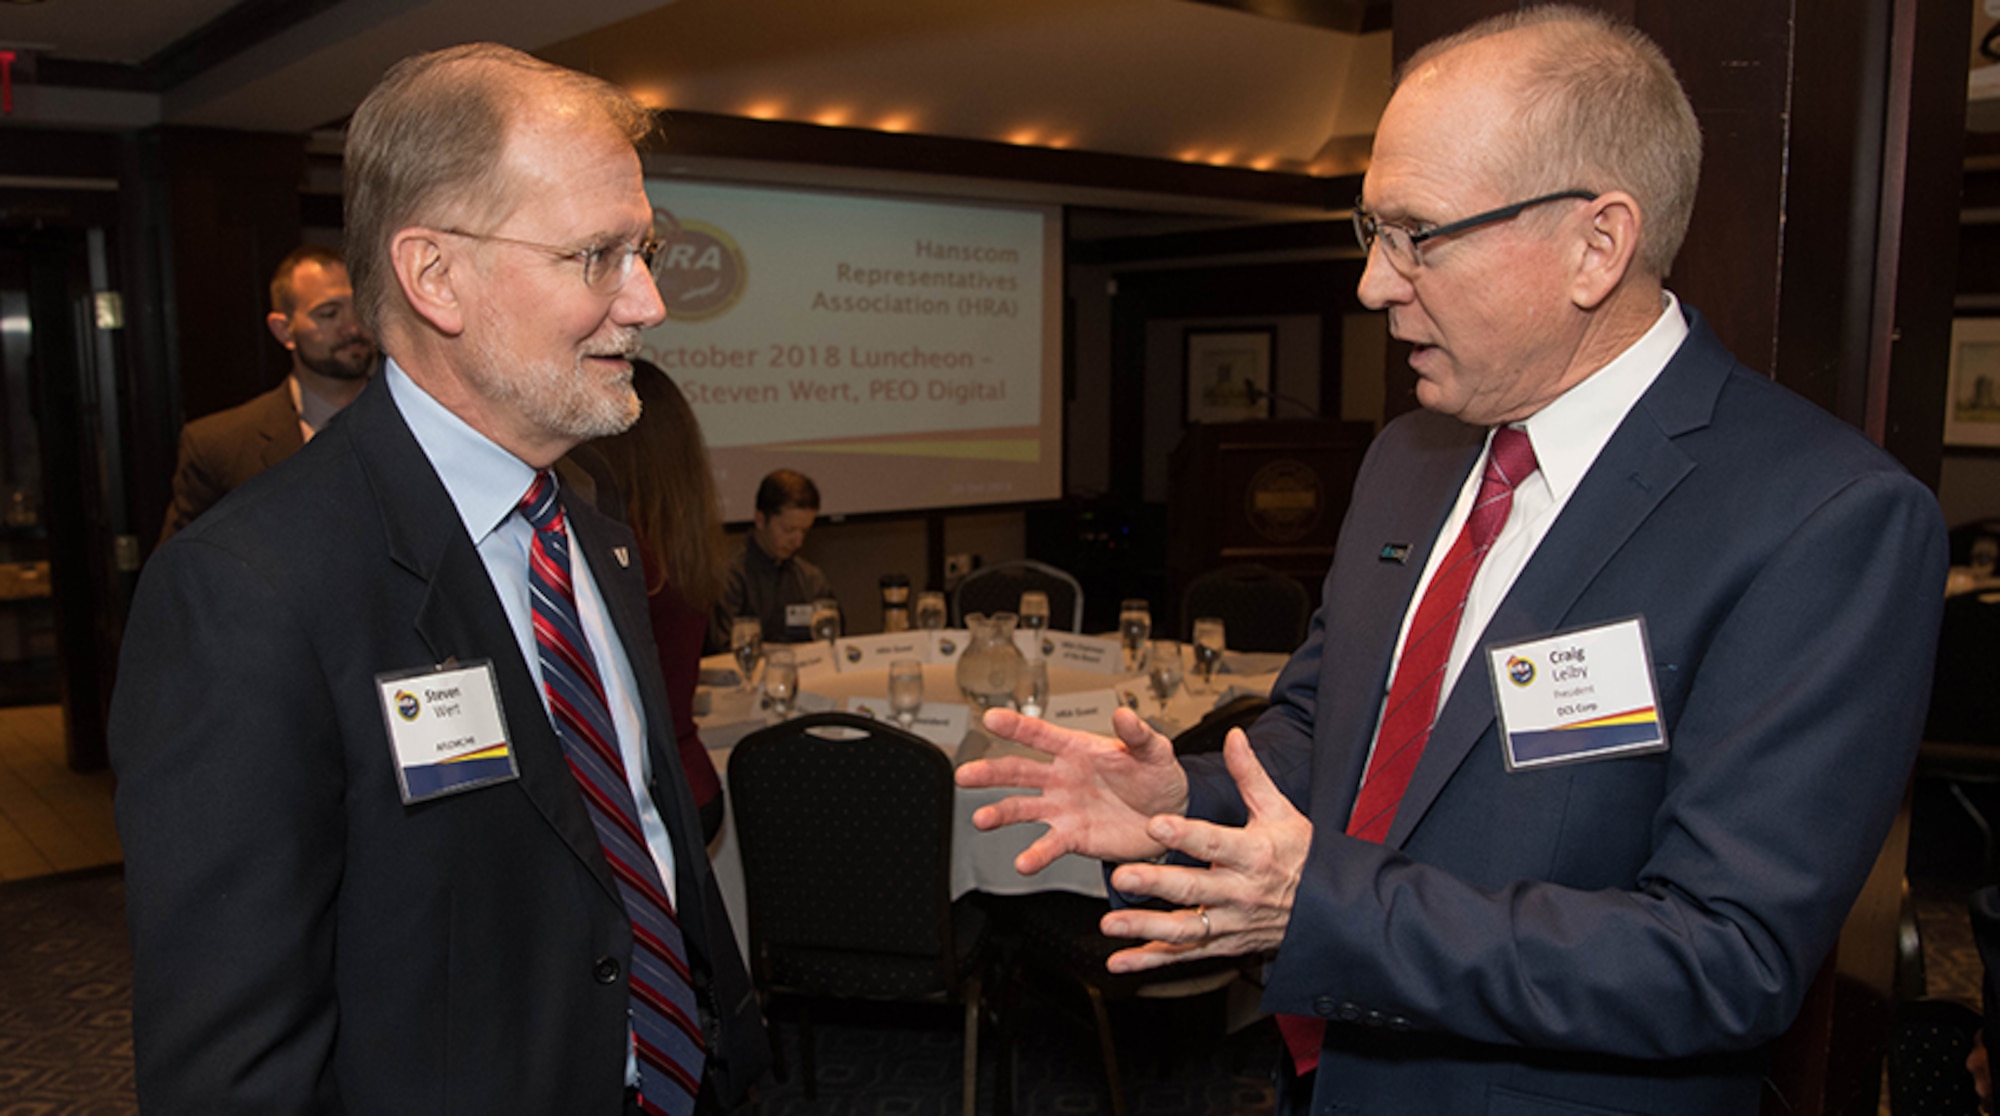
[
  {"xmin": 1313, "ymin": 996, "xmax": 1337, "ymax": 1017},
  {"xmin": 1335, "ymin": 1002, "xmax": 1363, "ymax": 1023},
  {"xmin": 594, "ymin": 956, "xmax": 621, "ymax": 984},
  {"xmin": 1364, "ymin": 1010, "xmax": 1386, "ymax": 1027}
]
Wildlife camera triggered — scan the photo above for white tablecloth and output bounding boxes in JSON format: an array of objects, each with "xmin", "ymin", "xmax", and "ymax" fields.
[{"xmin": 695, "ymin": 648, "xmax": 1283, "ymax": 958}]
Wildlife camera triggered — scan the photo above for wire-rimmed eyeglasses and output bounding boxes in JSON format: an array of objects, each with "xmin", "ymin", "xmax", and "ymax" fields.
[
  {"xmin": 1352, "ymin": 189, "xmax": 1597, "ymax": 274},
  {"xmin": 437, "ymin": 219, "xmax": 674, "ymax": 295}
]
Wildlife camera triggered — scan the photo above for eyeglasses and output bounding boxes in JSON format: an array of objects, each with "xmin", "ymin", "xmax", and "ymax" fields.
[
  {"xmin": 1352, "ymin": 189, "xmax": 1597, "ymax": 275},
  {"xmin": 437, "ymin": 224, "xmax": 670, "ymax": 295}
]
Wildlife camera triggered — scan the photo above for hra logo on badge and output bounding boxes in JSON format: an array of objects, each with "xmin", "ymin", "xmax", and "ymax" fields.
[
  {"xmin": 1506, "ymin": 656, "xmax": 1536, "ymax": 687},
  {"xmin": 395, "ymin": 690, "xmax": 421, "ymax": 721}
]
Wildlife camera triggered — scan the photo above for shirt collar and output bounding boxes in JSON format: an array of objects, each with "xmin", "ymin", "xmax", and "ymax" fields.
[
  {"xmin": 384, "ymin": 359, "xmax": 538, "ymax": 545},
  {"xmin": 1515, "ymin": 290, "xmax": 1687, "ymax": 506}
]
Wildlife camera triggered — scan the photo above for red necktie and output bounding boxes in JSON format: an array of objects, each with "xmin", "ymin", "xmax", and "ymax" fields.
[
  {"xmin": 520, "ymin": 472, "xmax": 705, "ymax": 1115},
  {"xmin": 1279, "ymin": 426, "xmax": 1538, "ymax": 1076}
]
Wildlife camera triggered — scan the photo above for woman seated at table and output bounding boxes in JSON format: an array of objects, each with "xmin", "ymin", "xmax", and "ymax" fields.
[{"xmin": 594, "ymin": 361, "xmax": 731, "ymax": 843}]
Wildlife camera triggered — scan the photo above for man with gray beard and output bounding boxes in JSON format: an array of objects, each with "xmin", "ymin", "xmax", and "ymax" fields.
[{"xmin": 110, "ymin": 42, "xmax": 769, "ymax": 1114}]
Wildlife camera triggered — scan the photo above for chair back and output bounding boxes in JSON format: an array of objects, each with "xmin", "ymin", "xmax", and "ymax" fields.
[
  {"xmin": 1926, "ymin": 592, "xmax": 2000, "ymax": 745},
  {"xmin": 729, "ymin": 713, "xmax": 960, "ymax": 996},
  {"xmin": 952, "ymin": 559, "xmax": 1085, "ymax": 631},
  {"xmin": 1181, "ymin": 563, "xmax": 1311, "ymax": 652}
]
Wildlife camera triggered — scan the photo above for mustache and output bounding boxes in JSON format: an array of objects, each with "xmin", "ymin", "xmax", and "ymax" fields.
[{"xmin": 583, "ymin": 329, "xmax": 643, "ymax": 360}]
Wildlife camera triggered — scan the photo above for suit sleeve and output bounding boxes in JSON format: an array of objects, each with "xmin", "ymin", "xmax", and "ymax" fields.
[
  {"xmin": 110, "ymin": 538, "xmax": 347, "ymax": 1110},
  {"xmin": 1244, "ymin": 469, "xmax": 1943, "ymax": 1058},
  {"xmin": 158, "ymin": 425, "xmax": 226, "ymax": 546}
]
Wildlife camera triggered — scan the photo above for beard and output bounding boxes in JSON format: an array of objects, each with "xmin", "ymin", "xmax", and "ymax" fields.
[
  {"xmin": 298, "ymin": 338, "xmax": 378, "ymax": 381},
  {"xmin": 463, "ymin": 324, "xmax": 643, "ymax": 443}
]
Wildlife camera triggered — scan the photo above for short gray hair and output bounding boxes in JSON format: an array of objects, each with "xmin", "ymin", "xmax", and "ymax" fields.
[
  {"xmin": 343, "ymin": 42, "xmax": 655, "ymax": 336},
  {"xmin": 1401, "ymin": 5, "xmax": 1702, "ymax": 278}
]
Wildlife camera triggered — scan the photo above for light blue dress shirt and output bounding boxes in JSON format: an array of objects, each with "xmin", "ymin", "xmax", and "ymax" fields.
[{"xmin": 384, "ymin": 361, "xmax": 679, "ymax": 903}]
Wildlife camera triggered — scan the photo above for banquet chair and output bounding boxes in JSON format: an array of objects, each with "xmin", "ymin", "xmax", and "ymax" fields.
[
  {"xmin": 728, "ymin": 712, "xmax": 993, "ymax": 1116},
  {"xmin": 953, "ymin": 559, "xmax": 1085, "ymax": 631},
  {"xmin": 988, "ymin": 890, "xmax": 1252, "ymax": 1116},
  {"xmin": 1181, "ymin": 564, "xmax": 1311, "ymax": 652}
]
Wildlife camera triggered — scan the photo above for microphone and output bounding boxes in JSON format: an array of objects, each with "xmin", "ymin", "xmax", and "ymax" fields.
[{"xmin": 1243, "ymin": 378, "xmax": 1319, "ymax": 418}]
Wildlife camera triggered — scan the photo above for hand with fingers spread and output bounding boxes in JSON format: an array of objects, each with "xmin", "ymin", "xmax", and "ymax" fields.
[
  {"xmin": 955, "ymin": 705, "xmax": 1191, "ymax": 874},
  {"xmin": 1092, "ymin": 729, "xmax": 1311, "ymax": 973}
]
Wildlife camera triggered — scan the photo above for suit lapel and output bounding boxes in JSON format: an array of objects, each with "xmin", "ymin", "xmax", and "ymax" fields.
[
  {"xmin": 1320, "ymin": 418, "xmax": 1486, "ymax": 828},
  {"xmin": 343, "ymin": 379, "xmax": 622, "ymax": 906},
  {"xmin": 1381, "ymin": 312, "xmax": 1734, "ymax": 846}
]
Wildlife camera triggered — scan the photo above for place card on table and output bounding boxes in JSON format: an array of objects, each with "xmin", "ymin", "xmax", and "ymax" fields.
[
  {"xmin": 845, "ymin": 696, "xmax": 972, "ymax": 749},
  {"xmin": 1043, "ymin": 688, "xmax": 1119, "ymax": 735},
  {"xmin": 833, "ymin": 631, "xmax": 935, "ymax": 671},
  {"xmin": 786, "ymin": 642, "xmax": 840, "ymax": 684},
  {"xmin": 1039, "ymin": 632, "xmax": 1125, "ymax": 675},
  {"xmin": 927, "ymin": 629, "xmax": 970, "ymax": 665}
]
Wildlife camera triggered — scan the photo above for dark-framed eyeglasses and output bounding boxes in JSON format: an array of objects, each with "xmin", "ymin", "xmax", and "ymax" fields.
[
  {"xmin": 1352, "ymin": 189, "xmax": 1598, "ymax": 275},
  {"xmin": 436, "ymin": 223, "xmax": 671, "ymax": 295}
]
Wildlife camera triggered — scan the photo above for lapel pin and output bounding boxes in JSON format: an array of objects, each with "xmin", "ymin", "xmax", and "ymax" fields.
[
  {"xmin": 1380, "ymin": 543, "xmax": 1412, "ymax": 565},
  {"xmin": 611, "ymin": 546, "xmax": 630, "ymax": 569}
]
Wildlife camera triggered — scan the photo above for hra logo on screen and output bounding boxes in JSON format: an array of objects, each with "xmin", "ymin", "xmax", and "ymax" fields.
[{"xmin": 654, "ymin": 207, "xmax": 747, "ymax": 321}]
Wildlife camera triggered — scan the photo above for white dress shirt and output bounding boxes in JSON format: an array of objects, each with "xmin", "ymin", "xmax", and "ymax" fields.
[{"xmin": 1367, "ymin": 293, "xmax": 1689, "ymax": 780}]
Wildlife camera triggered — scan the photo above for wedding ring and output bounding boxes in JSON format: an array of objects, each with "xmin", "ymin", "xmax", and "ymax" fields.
[{"xmin": 1196, "ymin": 905, "xmax": 1213, "ymax": 939}]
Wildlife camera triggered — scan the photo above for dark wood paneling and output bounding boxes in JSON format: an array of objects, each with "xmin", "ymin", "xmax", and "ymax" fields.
[
  {"xmin": 655, "ymin": 110, "xmax": 1347, "ymax": 212},
  {"xmin": 1108, "ymin": 258, "xmax": 1367, "ymax": 501},
  {"xmin": 1070, "ymin": 214, "xmax": 1359, "ymax": 267},
  {"xmin": 1877, "ymin": 0, "xmax": 1966, "ymax": 489}
]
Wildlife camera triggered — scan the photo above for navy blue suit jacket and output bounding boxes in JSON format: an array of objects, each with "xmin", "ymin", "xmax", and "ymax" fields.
[
  {"xmin": 1185, "ymin": 309, "xmax": 1946, "ymax": 1114},
  {"xmin": 112, "ymin": 375, "xmax": 769, "ymax": 1113}
]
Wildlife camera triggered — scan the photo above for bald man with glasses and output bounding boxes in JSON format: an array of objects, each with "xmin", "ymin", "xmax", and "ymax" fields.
[
  {"xmin": 111, "ymin": 43, "xmax": 768, "ymax": 1114},
  {"xmin": 960, "ymin": 8, "xmax": 1945, "ymax": 1114}
]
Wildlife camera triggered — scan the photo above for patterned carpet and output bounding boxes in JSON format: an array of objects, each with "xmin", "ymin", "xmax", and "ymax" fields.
[
  {"xmin": 8, "ymin": 862, "xmax": 1991, "ymax": 1115},
  {"xmin": 0, "ymin": 865, "xmax": 136, "ymax": 1114},
  {"xmin": 0, "ymin": 865, "xmax": 1275, "ymax": 1115}
]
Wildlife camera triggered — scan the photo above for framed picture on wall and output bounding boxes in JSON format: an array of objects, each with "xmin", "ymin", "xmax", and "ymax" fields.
[
  {"xmin": 1185, "ymin": 328, "xmax": 1274, "ymax": 424},
  {"xmin": 1947, "ymin": 318, "xmax": 2000, "ymax": 448}
]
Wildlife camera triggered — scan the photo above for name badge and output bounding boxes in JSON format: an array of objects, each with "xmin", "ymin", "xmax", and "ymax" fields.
[
  {"xmin": 1486, "ymin": 617, "xmax": 1666, "ymax": 771},
  {"xmin": 377, "ymin": 660, "xmax": 517, "ymax": 804},
  {"xmin": 784, "ymin": 602, "xmax": 814, "ymax": 630}
]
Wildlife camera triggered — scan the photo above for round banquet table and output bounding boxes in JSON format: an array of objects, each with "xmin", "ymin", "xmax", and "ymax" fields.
[{"xmin": 692, "ymin": 644, "xmax": 1286, "ymax": 959}]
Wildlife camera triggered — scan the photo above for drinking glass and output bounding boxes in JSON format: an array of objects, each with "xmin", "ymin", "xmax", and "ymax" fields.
[
  {"xmin": 1015, "ymin": 657, "xmax": 1049, "ymax": 718},
  {"xmin": 888, "ymin": 659, "xmax": 925, "ymax": 727},
  {"xmin": 1118, "ymin": 598, "xmax": 1152, "ymax": 671},
  {"xmin": 763, "ymin": 647, "xmax": 797, "ymax": 719},
  {"xmin": 1147, "ymin": 639, "xmax": 1184, "ymax": 703},
  {"xmin": 1192, "ymin": 617, "xmax": 1227, "ymax": 691},
  {"xmin": 729, "ymin": 617, "xmax": 763, "ymax": 692},
  {"xmin": 809, "ymin": 597, "xmax": 841, "ymax": 643},
  {"xmin": 914, "ymin": 590, "xmax": 948, "ymax": 631},
  {"xmin": 1018, "ymin": 591, "xmax": 1050, "ymax": 634},
  {"xmin": 1974, "ymin": 537, "xmax": 1999, "ymax": 579}
]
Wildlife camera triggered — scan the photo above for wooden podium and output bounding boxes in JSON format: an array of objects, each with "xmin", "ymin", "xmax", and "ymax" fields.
[{"xmin": 1166, "ymin": 419, "xmax": 1374, "ymax": 621}]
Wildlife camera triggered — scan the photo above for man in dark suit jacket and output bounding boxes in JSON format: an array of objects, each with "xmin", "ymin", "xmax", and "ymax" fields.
[
  {"xmin": 158, "ymin": 244, "xmax": 377, "ymax": 542},
  {"xmin": 960, "ymin": 9, "xmax": 1945, "ymax": 1114},
  {"xmin": 111, "ymin": 43, "xmax": 768, "ymax": 1113}
]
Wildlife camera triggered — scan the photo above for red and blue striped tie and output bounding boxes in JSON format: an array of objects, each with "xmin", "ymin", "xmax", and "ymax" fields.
[{"xmin": 520, "ymin": 471, "xmax": 705, "ymax": 1115}]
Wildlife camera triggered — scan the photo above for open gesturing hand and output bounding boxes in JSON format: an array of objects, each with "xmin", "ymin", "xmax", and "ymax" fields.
[{"xmin": 956, "ymin": 706, "xmax": 1190, "ymax": 874}]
